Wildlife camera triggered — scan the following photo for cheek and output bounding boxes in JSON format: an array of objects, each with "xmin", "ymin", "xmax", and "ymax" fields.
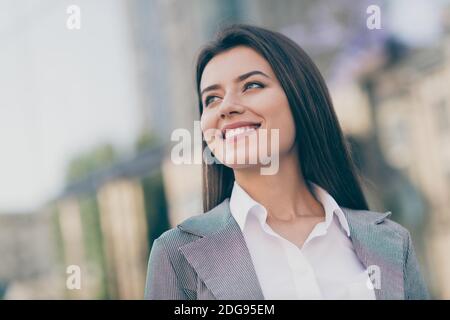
[
  {"xmin": 200, "ymin": 112, "xmax": 215, "ymax": 134},
  {"xmin": 200, "ymin": 113, "xmax": 220, "ymax": 146},
  {"xmin": 199, "ymin": 114, "xmax": 207, "ymax": 132},
  {"xmin": 258, "ymin": 90, "xmax": 295, "ymax": 137},
  {"xmin": 282, "ymin": 112, "xmax": 297, "ymax": 148},
  {"xmin": 275, "ymin": 110, "xmax": 296, "ymax": 153}
]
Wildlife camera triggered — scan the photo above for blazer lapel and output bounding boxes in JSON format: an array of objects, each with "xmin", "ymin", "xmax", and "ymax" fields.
[
  {"xmin": 178, "ymin": 199, "xmax": 405, "ymax": 300},
  {"xmin": 178, "ymin": 199, "xmax": 265, "ymax": 300},
  {"xmin": 342, "ymin": 208, "xmax": 405, "ymax": 299}
]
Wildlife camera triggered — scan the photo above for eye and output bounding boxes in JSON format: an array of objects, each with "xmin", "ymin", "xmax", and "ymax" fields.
[
  {"xmin": 244, "ymin": 81, "xmax": 264, "ymax": 91},
  {"xmin": 204, "ymin": 95, "xmax": 220, "ymax": 107}
]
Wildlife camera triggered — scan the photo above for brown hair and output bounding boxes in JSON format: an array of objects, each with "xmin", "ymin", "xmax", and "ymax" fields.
[{"xmin": 196, "ymin": 24, "xmax": 368, "ymax": 213}]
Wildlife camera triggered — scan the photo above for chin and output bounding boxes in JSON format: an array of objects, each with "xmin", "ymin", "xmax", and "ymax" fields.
[
  {"xmin": 224, "ymin": 162, "xmax": 262, "ymax": 171},
  {"xmin": 216, "ymin": 147, "xmax": 260, "ymax": 167}
]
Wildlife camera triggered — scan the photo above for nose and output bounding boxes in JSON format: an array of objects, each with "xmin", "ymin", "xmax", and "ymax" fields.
[{"xmin": 219, "ymin": 94, "xmax": 245, "ymax": 119}]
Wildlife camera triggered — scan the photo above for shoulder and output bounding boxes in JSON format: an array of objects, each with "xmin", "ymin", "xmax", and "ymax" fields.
[
  {"xmin": 345, "ymin": 208, "xmax": 430, "ymax": 299},
  {"xmin": 176, "ymin": 198, "xmax": 232, "ymax": 237},
  {"xmin": 342, "ymin": 207, "xmax": 413, "ymax": 254},
  {"xmin": 153, "ymin": 226, "xmax": 199, "ymax": 252},
  {"xmin": 343, "ymin": 207, "xmax": 411, "ymax": 236},
  {"xmin": 153, "ymin": 198, "xmax": 232, "ymax": 253}
]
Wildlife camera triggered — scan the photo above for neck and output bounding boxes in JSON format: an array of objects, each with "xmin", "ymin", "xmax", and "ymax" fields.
[{"xmin": 233, "ymin": 151, "xmax": 324, "ymax": 222}]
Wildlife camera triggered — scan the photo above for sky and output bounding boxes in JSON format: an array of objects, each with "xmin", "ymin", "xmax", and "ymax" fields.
[{"xmin": 0, "ymin": 0, "xmax": 141, "ymax": 212}]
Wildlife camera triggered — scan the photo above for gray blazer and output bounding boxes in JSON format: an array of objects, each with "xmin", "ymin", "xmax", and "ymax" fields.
[{"xmin": 144, "ymin": 198, "xmax": 430, "ymax": 300}]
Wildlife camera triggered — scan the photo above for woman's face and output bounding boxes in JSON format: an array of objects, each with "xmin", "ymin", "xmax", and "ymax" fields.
[{"xmin": 199, "ymin": 46, "xmax": 296, "ymax": 170}]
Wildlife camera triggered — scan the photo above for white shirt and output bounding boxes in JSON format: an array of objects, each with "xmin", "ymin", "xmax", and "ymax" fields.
[{"xmin": 229, "ymin": 180, "xmax": 376, "ymax": 300}]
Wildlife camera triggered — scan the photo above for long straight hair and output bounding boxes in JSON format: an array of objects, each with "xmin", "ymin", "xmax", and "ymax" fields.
[{"xmin": 195, "ymin": 24, "xmax": 369, "ymax": 213}]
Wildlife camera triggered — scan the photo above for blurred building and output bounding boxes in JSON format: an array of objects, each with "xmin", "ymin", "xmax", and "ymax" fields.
[
  {"xmin": 0, "ymin": 211, "xmax": 63, "ymax": 299},
  {"xmin": 330, "ymin": 26, "xmax": 450, "ymax": 298},
  {"xmin": 96, "ymin": 179, "xmax": 149, "ymax": 299},
  {"xmin": 53, "ymin": 146, "xmax": 168, "ymax": 299},
  {"xmin": 368, "ymin": 44, "xmax": 450, "ymax": 299}
]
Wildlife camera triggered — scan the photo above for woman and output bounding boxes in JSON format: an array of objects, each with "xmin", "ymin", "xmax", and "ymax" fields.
[{"xmin": 145, "ymin": 24, "xmax": 430, "ymax": 300}]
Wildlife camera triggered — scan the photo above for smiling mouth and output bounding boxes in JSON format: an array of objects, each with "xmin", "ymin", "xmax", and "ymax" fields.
[{"xmin": 222, "ymin": 123, "xmax": 262, "ymax": 140}]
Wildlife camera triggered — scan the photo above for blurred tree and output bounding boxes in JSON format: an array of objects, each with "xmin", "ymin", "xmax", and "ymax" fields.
[
  {"xmin": 141, "ymin": 172, "xmax": 170, "ymax": 254},
  {"xmin": 78, "ymin": 195, "xmax": 110, "ymax": 299},
  {"xmin": 0, "ymin": 281, "xmax": 7, "ymax": 299},
  {"xmin": 134, "ymin": 130, "xmax": 160, "ymax": 153},
  {"xmin": 65, "ymin": 144, "xmax": 119, "ymax": 184}
]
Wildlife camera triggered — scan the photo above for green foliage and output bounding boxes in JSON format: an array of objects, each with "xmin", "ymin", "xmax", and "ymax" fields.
[
  {"xmin": 78, "ymin": 195, "xmax": 110, "ymax": 299},
  {"xmin": 65, "ymin": 144, "xmax": 118, "ymax": 184},
  {"xmin": 135, "ymin": 130, "xmax": 160, "ymax": 153},
  {"xmin": 141, "ymin": 172, "xmax": 170, "ymax": 254}
]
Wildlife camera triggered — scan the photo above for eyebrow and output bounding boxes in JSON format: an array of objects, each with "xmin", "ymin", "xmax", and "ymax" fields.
[{"xmin": 200, "ymin": 70, "xmax": 270, "ymax": 98}]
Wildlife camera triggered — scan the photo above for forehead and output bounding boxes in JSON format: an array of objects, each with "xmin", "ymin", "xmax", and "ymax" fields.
[{"xmin": 200, "ymin": 46, "xmax": 274, "ymax": 89}]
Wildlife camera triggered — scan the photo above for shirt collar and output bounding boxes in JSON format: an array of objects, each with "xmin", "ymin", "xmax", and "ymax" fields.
[
  {"xmin": 229, "ymin": 180, "xmax": 263, "ymax": 231},
  {"xmin": 229, "ymin": 180, "xmax": 351, "ymax": 237},
  {"xmin": 309, "ymin": 181, "xmax": 351, "ymax": 237}
]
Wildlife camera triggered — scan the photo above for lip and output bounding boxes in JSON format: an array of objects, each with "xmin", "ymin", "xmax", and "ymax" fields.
[{"xmin": 221, "ymin": 121, "xmax": 262, "ymax": 139}]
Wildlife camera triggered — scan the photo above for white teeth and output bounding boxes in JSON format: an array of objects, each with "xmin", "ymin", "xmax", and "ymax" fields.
[{"xmin": 224, "ymin": 126, "xmax": 258, "ymax": 139}]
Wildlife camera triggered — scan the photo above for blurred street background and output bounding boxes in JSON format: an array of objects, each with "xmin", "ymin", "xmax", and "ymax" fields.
[{"xmin": 1, "ymin": 0, "xmax": 450, "ymax": 299}]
